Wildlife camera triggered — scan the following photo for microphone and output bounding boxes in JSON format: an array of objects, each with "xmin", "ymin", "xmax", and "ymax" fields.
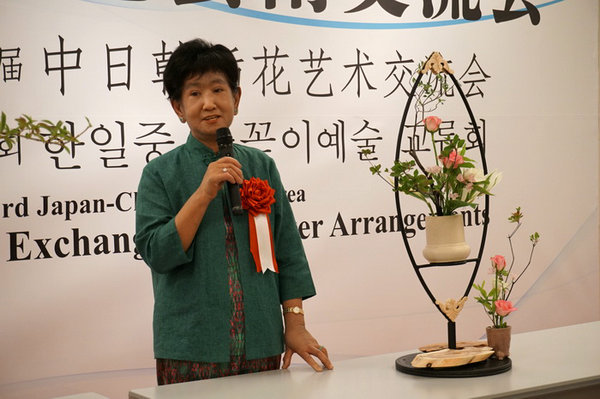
[{"xmin": 216, "ymin": 127, "xmax": 243, "ymax": 215}]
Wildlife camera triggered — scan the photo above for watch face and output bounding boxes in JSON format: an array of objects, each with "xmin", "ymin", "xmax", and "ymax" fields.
[{"xmin": 284, "ymin": 306, "xmax": 303, "ymax": 315}]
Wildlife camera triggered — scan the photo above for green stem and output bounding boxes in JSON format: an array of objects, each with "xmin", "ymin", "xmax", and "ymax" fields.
[{"xmin": 430, "ymin": 131, "xmax": 439, "ymax": 167}]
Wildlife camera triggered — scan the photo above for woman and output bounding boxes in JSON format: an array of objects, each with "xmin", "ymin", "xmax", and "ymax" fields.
[{"xmin": 135, "ymin": 38, "xmax": 332, "ymax": 385}]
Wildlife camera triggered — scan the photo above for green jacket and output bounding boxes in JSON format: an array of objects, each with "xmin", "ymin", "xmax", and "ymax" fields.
[{"xmin": 135, "ymin": 134, "xmax": 316, "ymax": 362}]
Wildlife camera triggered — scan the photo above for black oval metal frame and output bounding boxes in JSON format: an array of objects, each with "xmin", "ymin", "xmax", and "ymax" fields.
[{"xmin": 393, "ymin": 54, "xmax": 507, "ymax": 377}]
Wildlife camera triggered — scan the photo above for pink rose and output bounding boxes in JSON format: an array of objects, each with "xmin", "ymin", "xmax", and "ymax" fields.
[
  {"xmin": 442, "ymin": 149, "xmax": 464, "ymax": 169},
  {"xmin": 495, "ymin": 300, "xmax": 517, "ymax": 316},
  {"xmin": 490, "ymin": 255, "xmax": 506, "ymax": 271},
  {"xmin": 423, "ymin": 116, "xmax": 442, "ymax": 133}
]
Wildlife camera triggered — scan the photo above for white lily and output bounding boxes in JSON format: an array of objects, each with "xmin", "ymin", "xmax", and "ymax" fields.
[
  {"xmin": 463, "ymin": 167, "xmax": 485, "ymax": 182},
  {"xmin": 486, "ymin": 170, "xmax": 503, "ymax": 191}
]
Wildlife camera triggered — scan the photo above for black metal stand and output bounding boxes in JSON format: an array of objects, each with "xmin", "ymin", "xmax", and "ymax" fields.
[{"xmin": 447, "ymin": 321, "xmax": 456, "ymax": 349}]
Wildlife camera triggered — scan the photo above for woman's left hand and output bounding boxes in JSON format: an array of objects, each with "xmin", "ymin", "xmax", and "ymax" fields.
[{"xmin": 282, "ymin": 322, "xmax": 333, "ymax": 372}]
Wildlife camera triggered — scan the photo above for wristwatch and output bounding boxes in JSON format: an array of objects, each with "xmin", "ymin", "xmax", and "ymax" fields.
[{"xmin": 283, "ymin": 306, "xmax": 304, "ymax": 315}]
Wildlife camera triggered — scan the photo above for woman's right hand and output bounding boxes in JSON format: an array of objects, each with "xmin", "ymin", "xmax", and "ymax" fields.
[{"xmin": 198, "ymin": 156, "xmax": 243, "ymax": 201}]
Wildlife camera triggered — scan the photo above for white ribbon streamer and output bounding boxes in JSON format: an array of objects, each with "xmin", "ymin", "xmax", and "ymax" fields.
[{"xmin": 254, "ymin": 213, "xmax": 276, "ymax": 274}]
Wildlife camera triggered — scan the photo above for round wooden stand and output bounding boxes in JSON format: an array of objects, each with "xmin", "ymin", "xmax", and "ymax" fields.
[{"xmin": 396, "ymin": 353, "xmax": 511, "ymax": 378}]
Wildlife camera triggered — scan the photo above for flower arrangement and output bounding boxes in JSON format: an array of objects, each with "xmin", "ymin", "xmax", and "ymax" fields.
[
  {"xmin": 473, "ymin": 207, "xmax": 541, "ymax": 328},
  {"xmin": 367, "ymin": 115, "xmax": 501, "ymax": 216}
]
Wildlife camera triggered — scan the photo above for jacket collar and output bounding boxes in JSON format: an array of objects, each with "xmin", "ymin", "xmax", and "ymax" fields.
[{"xmin": 185, "ymin": 133, "xmax": 218, "ymax": 165}]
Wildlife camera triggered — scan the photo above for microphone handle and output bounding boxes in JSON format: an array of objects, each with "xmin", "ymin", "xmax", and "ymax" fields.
[
  {"xmin": 216, "ymin": 127, "xmax": 243, "ymax": 215},
  {"xmin": 220, "ymin": 145, "xmax": 243, "ymax": 215},
  {"xmin": 228, "ymin": 181, "xmax": 243, "ymax": 215}
]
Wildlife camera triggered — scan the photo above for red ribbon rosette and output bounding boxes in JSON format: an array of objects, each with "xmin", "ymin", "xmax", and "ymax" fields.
[{"xmin": 240, "ymin": 177, "xmax": 279, "ymax": 274}]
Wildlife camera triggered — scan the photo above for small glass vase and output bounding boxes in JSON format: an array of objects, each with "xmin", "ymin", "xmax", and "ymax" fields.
[{"xmin": 486, "ymin": 325, "xmax": 512, "ymax": 360}]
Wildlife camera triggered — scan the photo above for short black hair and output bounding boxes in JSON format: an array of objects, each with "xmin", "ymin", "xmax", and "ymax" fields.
[{"xmin": 163, "ymin": 38, "xmax": 240, "ymax": 102}]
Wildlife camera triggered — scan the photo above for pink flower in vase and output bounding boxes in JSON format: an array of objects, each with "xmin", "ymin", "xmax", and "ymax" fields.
[
  {"xmin": 441, "ymin": 149, "xmax": 464, "ymax": 169},
  {"xmin": 495, "ymin": 300, "xmax": 517, "ymax": 316},
  {"xmin": 423, "ymin": 116, "xmax": 442, "ymax": 133},
  {"xmin": 425, "ymin": 165, "xmax": 442, "ymax": 175},
  {"xmin": 490, "ymin": 255, "xmax": 506, "ymax": 271}
]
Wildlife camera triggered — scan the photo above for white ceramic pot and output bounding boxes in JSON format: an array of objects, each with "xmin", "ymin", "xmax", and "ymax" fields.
[{"xmin": 422, "ymin": 214, "xmax": 471, "ymax": 263}]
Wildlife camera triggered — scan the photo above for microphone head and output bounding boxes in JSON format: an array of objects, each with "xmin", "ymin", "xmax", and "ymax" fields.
[{"xmin": 216, "ymin": 127, "xmax": 233, "ymax": 146}]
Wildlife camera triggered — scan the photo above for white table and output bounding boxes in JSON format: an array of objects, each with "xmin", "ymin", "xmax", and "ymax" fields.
[
  {"xmin": 129, "ymin": 321, "xmax": 600, "ymax": 399},
  {"xmin": 53, "ymin": 394, "xmax": 109, "ymax": 399}
]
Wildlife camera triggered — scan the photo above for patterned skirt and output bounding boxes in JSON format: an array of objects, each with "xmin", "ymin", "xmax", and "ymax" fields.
[{"xmin": 156, "ymin": 204, "xmax": 281, "ymax": 385}]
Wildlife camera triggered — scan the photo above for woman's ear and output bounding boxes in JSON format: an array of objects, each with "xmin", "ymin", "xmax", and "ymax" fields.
[
  {"xmin": 170, "ymin": 99, "xmax": 186, "ymax": 123},
  {"xmin": 234, "ymin": 86, "xmax": 242, "ymax": 115}
]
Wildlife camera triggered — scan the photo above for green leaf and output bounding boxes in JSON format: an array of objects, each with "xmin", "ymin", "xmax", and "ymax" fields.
[
  {"xmin": 0, "ymin": 112, "xmax": 90, "ymax": 153},
  {"xmin": 369, "ymin": 165, "xmax": 382, "ymax": 174}
]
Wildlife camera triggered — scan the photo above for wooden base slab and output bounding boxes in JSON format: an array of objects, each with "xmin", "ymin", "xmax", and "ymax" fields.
[{"xmin": 396, "ymin": 353, "xmax": 512, "ymax": 378}]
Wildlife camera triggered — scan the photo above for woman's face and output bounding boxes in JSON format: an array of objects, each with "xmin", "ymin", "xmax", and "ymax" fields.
[{"xmin": 171, "ymin": 70, "xmax": 241, "ymax": 150}]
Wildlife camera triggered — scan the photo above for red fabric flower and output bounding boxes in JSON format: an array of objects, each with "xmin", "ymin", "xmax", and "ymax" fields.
[{"xmin": 240, "ymin": 177, "xmax": 276, "ymax": 216}]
